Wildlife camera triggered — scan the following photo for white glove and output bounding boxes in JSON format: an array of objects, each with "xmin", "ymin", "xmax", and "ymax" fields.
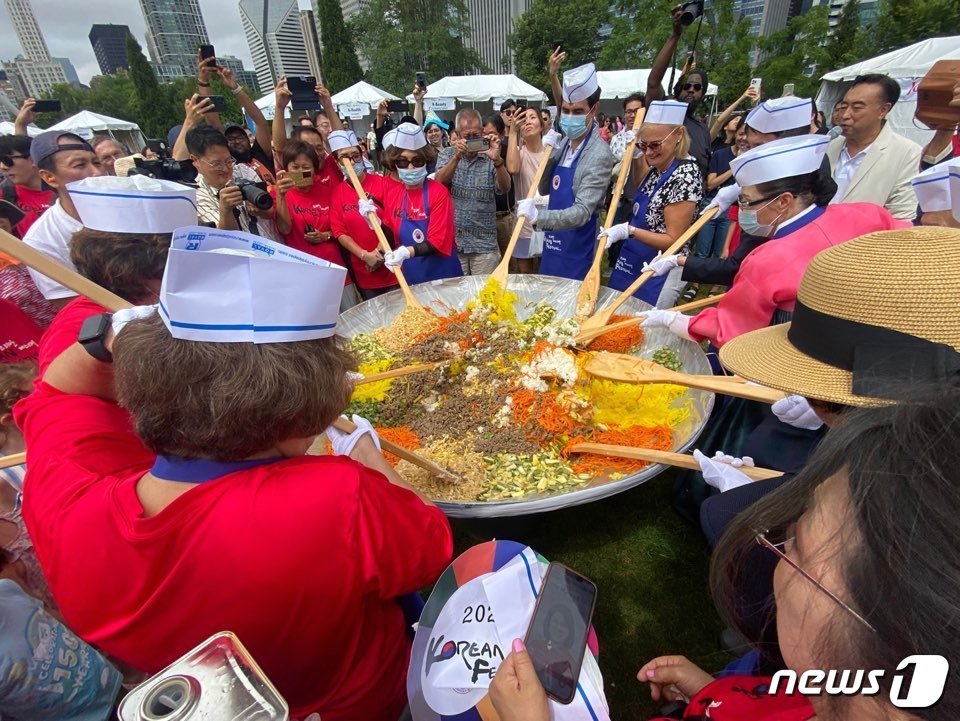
[
  {"xmin": 384, "ymin": 245, "xmax": 413, "ymax": 269},
  {"xmin": 598, "ymin": 222, "xmax": 630, "ymax": 249},
  {"xmin": 694, "ymin": 449, "xmax": 755, "ymax": 493},
  {"xmin": 346, "ymin": 371, "xmax": 365, "ymax": 385},
  {"xmin": 357, "ymin": 198, "xmax": 379, "ymax": 229},
  {"xmin": 542, "ymin": 129, "xmax": 561, "ymax": 148},
  {"xmin": 325, "ymin": 414, "xmax": 382, "ymax": 456},
  {"xmin": 640, "ymin": 309, "xmax": 694, "ymax": 341},
  {"xmin": 622, "ymin": 129, "xmax": 642, "ymax": 159},
  {"xmin": 706, "ymin": 183, "xmax": 740, "ymax": 215},
  {"xmin": 111, "ymin": 304, "xmax": 158, "ymax": 336},
  {"xmin": 771, "ymin": 394, "xmax": 824, "ymax": 431},
  {"xmin": 623, "ymin": 129, "xmax": 637, "ymax": 144},
  {"xmin": 641, "ymin": 252, "xmax": 679, "ymax": 277},
  {"xmin": 516, "ymin": 198, "xmax": 538, "ymax": 224}
]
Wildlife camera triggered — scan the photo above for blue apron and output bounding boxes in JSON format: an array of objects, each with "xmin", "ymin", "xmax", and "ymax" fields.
[
  {"xmin": 397, "ymin": 184, "xmax": 463, "ymax": 285},
  {"xmin": 608, "ymin": 161, "xmax": 679, "ymax": 305},
  {"xmin": 539, "ymin": 132, "xmax": 599, "ymax": 280}
]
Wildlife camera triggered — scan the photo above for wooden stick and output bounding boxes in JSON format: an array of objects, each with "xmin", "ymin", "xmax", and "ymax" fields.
[
  {"xmin": 0, "ymin": 229, "xmax": 128, "ymax": 312},
  {"xmin": 340, "ymin": 160, "xmax": 423, "ymax": 310},
  {"xmin": 0, "ymin": 452, "xmax": 26, "ymax": 470},
  {"xmin": 671, "ymin": 292, "xmax": 725, "ymax": 313},
  {"xmin": 490, "ymin": 142, "xmax": 555, "ymax": 286},
  {"xmin": 569, "ymin": 443, "xmax": 782, "ymax": 481},
  {"xmin": 576, "ymin": 107, "xmax": 647, "ymax": 319},
  {"xmin": 332, "ymin": 417, "xmax": 461, "ymax": 483},
  {"xmin": 356, "ymin": 362, "xmax": 440, "ymax": 385},
  {"xmin": 576, "ymin": 292, "xmax": 727, "ymax": 345}
]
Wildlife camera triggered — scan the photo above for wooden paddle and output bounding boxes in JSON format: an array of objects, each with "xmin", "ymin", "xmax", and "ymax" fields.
[
  {"xmin": 355, "ymin": 361, "xmax": 441, "ymax": 385},
  {"xmin": 574, "ymin": 206, "xmax": 718, "ymax": 343},
  {"xmin": 0, "ymin": 452, "xmax": 26, "ymax": 470},
  {"xmin": 331, "ymin": 417, "xmax": 461, "ymax": 483},
  {"xmin": 576, "ymin": 291, "xmax": 726, "ymax": 345},
  {"xmin": 489, "ymin": 141, "xmax": 555, "ymax": 286},
  {"xmin": 340, "ymin": 160, "xmax": 423, "ymax": 311},
  {"xmin": 576, "ymin": 107, "xmax": 647, "ymax": 319},
  {"xmin": 0, "ymin": 229, "xmax": 461, "ymax": 484},
  {"xmin": 568, "ymin": 442, "xmax": 782, "ymax": 481},
  {"xmin": 584, "ymin": 351, "xmax": 788, "ymax": 404}
]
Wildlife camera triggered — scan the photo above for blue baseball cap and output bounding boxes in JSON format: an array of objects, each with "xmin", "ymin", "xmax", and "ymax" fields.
[{"xmin": 29, "ymin": 131, "xmax": 93, "ymax": 166}]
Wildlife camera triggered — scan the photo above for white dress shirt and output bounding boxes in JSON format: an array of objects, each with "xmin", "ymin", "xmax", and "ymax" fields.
[{"xmin": 832, "ymin": 141, "xmax": 873, "ymax": 201}]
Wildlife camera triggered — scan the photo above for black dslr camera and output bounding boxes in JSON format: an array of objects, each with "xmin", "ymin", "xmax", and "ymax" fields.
[
  {"xmin": 128, "ymin": 139, "xmax": 197, "ymax": 184},
  {"xmin": 233, "ymin": 179, "xmax": 273, "ymax": 210},
  {"xmin": 679, "ymin": 0, "xmax": 704, "ymax": 25}
]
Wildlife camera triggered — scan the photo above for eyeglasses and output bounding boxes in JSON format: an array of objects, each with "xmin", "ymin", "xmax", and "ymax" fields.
[
  {"xmin": 639, "ymin": 128, "xmax": 679, "ymax": 153},
  {"xmin": 337, "ymin": 151, "xmax": 363, "ymax": 162},
  {"xmin": 198, "ymin": 157, "xmax": 235, "ymax": 170},
  {"xmin": 0, "ymin": 154, "xmax": 27, "ymax": 167},
  {"xmin": 755, "ymin": 529, "xmax": 876, "ymax": 632},
  {"xmin": 738, "ymin": 193, "xmax": 782, "ymax": 210},
  {"xmin": 683, "ymin": 83, "xmax": 703, "ymax": 92},
  {"xmin": 394, "ymin": 157, "xmax": 426, "ymax": 169}
]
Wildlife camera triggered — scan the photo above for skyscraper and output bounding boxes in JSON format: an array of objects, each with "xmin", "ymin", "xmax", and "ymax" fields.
[
  {"xmin": 139, "ymin": 0, "xmax": 211, "ymax": 80},
  {"xmin": 89, "ymin": 24, "xmax": 132, "ymax": 76},
  {"xmin": 464, "ymin": 0, "xmax": 532, "ymax": 74},
  {"xmin": 4, "ymin": 0, "xmax": 50, "ymax": 62},
  {"xmin": 239, "ymin": 0, "xmax": 312, "ymax": 94},
  {"xmin": 2, "ymin": 0, "xmax": 68, "ymax": 96},
  {"xmin": 219, "ymin": 54, "xmax": 262, "ymax": 95},
  {"xmin": 298, "ymin": 6, "xmax": 325, "ymax": 82}
]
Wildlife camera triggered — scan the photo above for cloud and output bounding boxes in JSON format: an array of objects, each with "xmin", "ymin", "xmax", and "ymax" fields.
[{"xmin": 0, "ymin": 0, "xmax": 255, "ymax": 84}]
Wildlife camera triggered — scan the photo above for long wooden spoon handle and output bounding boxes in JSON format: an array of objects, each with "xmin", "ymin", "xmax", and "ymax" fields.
[
  {"xmin": 331, "ymin": 417, "xmax": 459, "ymax": 482},
  {"xmin": 569, "ymin": 443, "xmax": 782, "ymax": 481},
  {"xmin": 0, "ymin": 452, "xmax": 26, "ymax": 470}
]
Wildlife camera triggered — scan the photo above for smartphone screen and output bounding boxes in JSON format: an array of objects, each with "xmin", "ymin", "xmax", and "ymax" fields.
[
  {"xmin": 524, "ymin": 563, "xmax": 597, "ymax": 705},
  {"xmin": 199, "ymin": 44, "xmax": 216, "ymax": 65},
  {"xmin": 387, "ymin": 99, "xmax": 408, "ymax": 113},
  {"xmin": 31, "ymin": 99, "xmax": 61, "ymax": 113}
]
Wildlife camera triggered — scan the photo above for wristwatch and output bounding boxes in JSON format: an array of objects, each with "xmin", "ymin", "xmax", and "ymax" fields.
[{"xmin": 78, "ymin": 313, "xmax": 114, "ymax": 363}]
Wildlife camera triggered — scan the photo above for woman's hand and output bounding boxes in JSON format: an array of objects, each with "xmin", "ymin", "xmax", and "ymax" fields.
[
  {"xmin": 361, "ymin": 248, "xmax": 385, "ymax": 270},
  {"xmin": 489, "ymin": 640, "xmax": 550, "ymax": 721},
  {"xmin": 637, "ymin": 655, "xmax": 714, "ymax": 703},
  {"xmin": 197, "ymin": 52, "xmax": 217, "ymax": 85},
  {"xmin": 743, "ymin": 84, "xmax": 760, "ymax": 105},
  {"xmin": 412, "ymin": 84, "xmax": 426, "ymax": 102},
  {"xmin": 304, "ymin": 230, "xmax": 329, "ymax": 244},
  {"xmin": 275, "ymin": 171, "xmax": 296, "ymax": 197},
  {"xmin": 218, "ymin": 65, "xmax": 240, "ymax": 92}
]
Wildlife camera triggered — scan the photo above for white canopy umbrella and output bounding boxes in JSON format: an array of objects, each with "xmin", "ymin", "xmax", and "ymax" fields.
[
  {"xmin": 406, "ymin": 75, "xmax": 547, "ymax": 104},
  {"xmin": 596, "ymin": 69, "xmax": 718, "ymax": 98},
  {"xmin": 332, "ymin": 80, "xmax": 398, "ymax": 109},
  {"xmin": 254, "ymin": 91, "xmax": 290, "ymax": 122},
  {"xmin": 48, "ymin": 110, "xmax": 144, "ymax": 149},
  {"xmin": 0, "ymin": 121, "xmax": 42, "ymax": 136},
  {"xmin": 817, "ymin": 36, "xmax": 960, "ymax": 145}
]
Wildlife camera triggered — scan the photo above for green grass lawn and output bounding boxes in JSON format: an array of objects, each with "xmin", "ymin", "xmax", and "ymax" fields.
[{"xmin": 451, "ymin": 469, "xmax": 732, "ymax": 718}]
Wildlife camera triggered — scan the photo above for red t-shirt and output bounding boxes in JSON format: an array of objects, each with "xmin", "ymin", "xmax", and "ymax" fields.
[
  {"xmin": 318, "ymin": 153, "xmax": 343, "ymax": 191},
  {"xmin": 0, "ymin": 297, "xmax": 41, "ymax": 362},
  {"xmin": 15, "ymin": 383, "xmax": 453, "ymax": 721},
  {"xmin": 384, "ymin": 180, "xmax": 457, "ymax": 256},
  {"xmin": 13, "ymin": 185, "xmax": 55, "ymax": 236},
  {"xmin": 37, "ymin": 297, "xmax": 106, "ymax": 376},
  {"xmin": 330, "ymin": 173, "xmax": 399, "ymax": 291},
  {"xmin": 272, "ymin": 182, "xmax": 350, "ymax": 283}
]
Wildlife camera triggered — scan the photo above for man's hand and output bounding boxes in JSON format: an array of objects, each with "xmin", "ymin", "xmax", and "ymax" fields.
[
  {"xmin": 671, "ymin": 4, "xmax": 685, "ymax": 36},
  {"xmin": 482, "ymin": 135, "xmax": 502, "ymax": 162},
  {"xmin": 489, "ymin": 640, "xmax": 550, "ymax": 721},
  {"xmin": 315, "ymin": 83, "xmax": 332, "ymax": 105},
  {"xmin": 218, "ymin": 65, "xmax": 240, "ymax": 92},
  {"xmin": 542, "ymin": 128, "xmax": 561, "ymax": 148},
  {"xmin": 694, "ymin": 449, "xmax": 755, "ymax": 493},
  {"xmin": 638, "ymin": 655, "xmax": 714, "ymax": 703},
  {"xmin": 183, "ymin": 94, "xmax": 214, "ymax": 128},
  {"xmin": 548, "ymin": 48, "xmax": 566, "ymax": 78},
  {"xmin": 15, "ymin": 98, "xmax": 38, "ymax": 128},
  {"xmin": 516, "ymin": 198, "xmax": 538, "ymax": 224},
  {"xmin": 452, "ymin": 137, "xmax": 469, "ymax": 156},
  {"xmin": 218, "ymin": 185, "xmax": 244, "ymax": 215},
  {"xmin": 275, "ymin": 75, "xmax": 292, "ymax": 110},
  {"xmin": 412, "ymin": 84, "xmax": 426, "ymax": 102},
  {"xmin": 377, "ymin": 99, "xmax": 388, "ymax": 120},
  {"xmin": 197, "ymin": 52, "xmax": 217, "ymax": 85},
  {"xmin": 275, "ymin": 171, "xmax": 296, "ymax": 197}
]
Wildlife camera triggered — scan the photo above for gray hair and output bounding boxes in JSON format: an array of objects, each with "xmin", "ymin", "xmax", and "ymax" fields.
[{"xmin": 455, "ymin": 108, "xmax": 482, "ymax": 131}]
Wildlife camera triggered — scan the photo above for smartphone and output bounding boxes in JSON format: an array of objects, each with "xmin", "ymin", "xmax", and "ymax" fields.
[
  {"xmin": 199, "ymin": 44, "xmax": 216, "ymax": 65},
  {"xmin": 464, "ymin": 137, "xmax": 490, "ymax": 153},
  {"xmin": 305, "ymin": 223, "xmax": 316, "ymax": 233},
  {"xmin": 782, "ymin": 82, "xmax": 795, "ymax": 96},
  {"xmin": 287, "ymin": 170, "xmax": 312, "ymax": 188},
  {"xmin": 203, "ymin": 95, "xmax": 228, "ymax": 113},
  {"xmin": 288, "ymin": 75, "xmax": 321, "ymax": 111},
  {"xmin": 31, "ymin": 99, "xmax": 61, "ymax": 113},
  {"xmin": 387, "ymin": 99, "xmax": 408, "ymax": 113},
  {"xmin": 552, "ymin": 40, "xmax": 563, "ymax": 53},
  {"xmin": 416, "ymin": 71, "xmax": 426, "ymax": 90},
  {"xmin": 524, "ymin": 563, "xmax": 597, "ymax": 705},
  {"xmin": 750, "ymin": 77, "xmax": 762, "ymax": 93}
]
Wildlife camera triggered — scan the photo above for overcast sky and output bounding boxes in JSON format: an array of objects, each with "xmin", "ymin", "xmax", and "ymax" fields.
[{"xmin": 0, "ymin": 0, "xmax": 264, "ymax": 84}]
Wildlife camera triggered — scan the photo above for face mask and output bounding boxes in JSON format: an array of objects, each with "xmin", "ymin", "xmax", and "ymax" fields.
[
  {"xmin": 739, "ymin": 196, "xmax": 784, "ymax": 238},
  {"xmin": 398, "ymin": 166, "xmax": 428, "ymax": 185},
  {"xmin": 559, "ymin": 113, "xmax": 588, "ymax": 139},
  {"xmin": 340, "ymin": 161, "xmax": 367, "ymax": 178}
]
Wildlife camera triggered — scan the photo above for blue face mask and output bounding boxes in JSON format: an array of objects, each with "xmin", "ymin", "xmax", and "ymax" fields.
[
  {"xmin": 398, "ymin": 166, "xmax": 428, "ymax": 186},
  {"xmin": 340, "ymin": 161, "xmax": 367, "ymax": 178},
  {"xmin": 559, "ymin": 113, "xmax": 588, "ymax": 139},
  {"xmin": 738, "ymin": 196, "xmax": 783, "ymax": 238}
]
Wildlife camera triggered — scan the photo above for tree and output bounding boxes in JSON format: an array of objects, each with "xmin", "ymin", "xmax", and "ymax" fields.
[
  {"xmin": 825, "ymin": 0, "xmax": 868, "ymax": 70},
  {"xmin": 315, "ymin": 0, "xmax": 363, "ymax": 92},
  {"xmin": 755, "ymin": 5, "xmax": 831, "ymax": 99},
  {"xmin": 597, "ymin": 0, "xmax": 675, "ymax": 71},
  {"xmin": 510, "ymin": 0, "xmax": 610, "ymax": 93},
  {"xmin": 874, "ymin": 0, "xmax": 960, "ymax": 53},
  {"xmin": 126, "ymin": 35, "xmax": 178, "ymax": 138},
  {"xmin": 351, "ymin": 0, "xmax": 487, "ymax": 96},
  {"xmin": 687, "ymin": 0, "xmax": 755, "ymax": 106}
]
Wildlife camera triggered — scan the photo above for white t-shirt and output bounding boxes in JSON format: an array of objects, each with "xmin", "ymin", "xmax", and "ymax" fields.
[{"xmin": 22, "ymin": 199, "xmax": 83, "ymax": 300}]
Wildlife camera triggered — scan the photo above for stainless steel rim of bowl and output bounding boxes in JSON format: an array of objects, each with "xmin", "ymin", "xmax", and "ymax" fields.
[{"xmin": 337, "ymin": 274, "xmax": 715, "ymax": 518}]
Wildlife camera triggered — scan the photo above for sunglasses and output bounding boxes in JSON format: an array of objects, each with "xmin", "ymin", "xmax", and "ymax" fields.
[
  {"xmin": 683, "ymin": 83, "xmax": 703, "ymax": 91},
  {"xmin": 755, "ymin": 529, "xmax": 876, "ymax": 632},
  {"xmin": 0, "ymin": 154, "xmax": 27, "ymax": 167},
  {"xmin": 394, "ymin": 157, "xmax": 426, "ymax": 169},
  {"xmin": 639, "ymin": 128, "xmax": 679, "ymax": 153}
]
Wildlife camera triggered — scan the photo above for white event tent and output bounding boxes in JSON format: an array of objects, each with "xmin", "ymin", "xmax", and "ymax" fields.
[
  {"xmin": 596, "ymin": 69, "xmax": 718, "ymax": 99},
  {"xmin": 0, "ymin": 121, "xmax": 42, "ymax": 136},
  {"xmin": 406, "ymin": 75, "xmax": 547, "ymax": 104},
  {"xmin": 332, "ymin": 80, "xmax": 398, "ymax": 110},
  {"xmin": 48, "ymin": 110, "xmax": 145, "ymax": 150},
  {"xmin": 817, "ymin": 36, "xmax": 960, "ymax": 145}
]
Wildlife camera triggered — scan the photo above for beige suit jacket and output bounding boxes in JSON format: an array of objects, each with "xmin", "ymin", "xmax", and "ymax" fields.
[{"xmin": 827, "ymin": 123, "xmax": 922, "ymax": 220}]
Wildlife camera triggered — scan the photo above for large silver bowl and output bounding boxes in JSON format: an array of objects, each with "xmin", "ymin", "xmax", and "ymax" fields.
[{"xmin": 338, "ymin": 275, "xmax": 714, "ymax": 517}]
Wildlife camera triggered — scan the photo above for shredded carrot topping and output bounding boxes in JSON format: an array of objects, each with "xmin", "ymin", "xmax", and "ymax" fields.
[
  {"xmin": 563, "ymin": 424, "xmax": 674, "ymax": 475},
  {"xmin": 375, "ymin": 425, "xmax": 421, "ymax": 466},
  {"xmin": 586, "ymin": 314, "xmax": 645, "ymax": 353}
]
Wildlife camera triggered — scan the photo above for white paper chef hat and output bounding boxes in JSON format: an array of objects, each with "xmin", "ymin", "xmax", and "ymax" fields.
[
  {"xmin": 745, "ymin": 97, "xmax": 812, "ymax": 134},
  {"xmin": 912, "ymin": 162, "xmax": 958, "ymax": 213},
  {"xmin": 158, "ymin": 226, "xmax": 346, "ymax": 343},
  {"xmin": 645, "ymin": 100, "xmax": 688, "ymax": 126},
  {"xmin": 562, "ymin": 63, "xmax": 599, "ymax": 104},
  {"xmin": 382, "ymin": 128, "xmax": 399, "ymax": 150},
  {"xmin": 731, "ymin": 134, "xmax": 830, "ymax": 187},
  {"xmin": 67, "ymin": 176, "xmax": 198, "ymax": 234},
  {"xmin": 328, "ymin": 130, "xmax": 359, "ymax": 153},
  {"xmin": 393, "ymin": 122, "xmax": 427, "ymax": 150}
]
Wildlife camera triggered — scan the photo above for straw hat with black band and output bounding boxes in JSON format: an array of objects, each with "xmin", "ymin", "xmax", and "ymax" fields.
[{"xmin": 719, "ymin": 226, "xmax": 960, "ymax": 407}]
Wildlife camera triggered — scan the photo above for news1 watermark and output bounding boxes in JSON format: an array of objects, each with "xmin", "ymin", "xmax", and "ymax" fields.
[{"xmin": 770, "ymin": 655, "xmax": 949, "ymax": 708}]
